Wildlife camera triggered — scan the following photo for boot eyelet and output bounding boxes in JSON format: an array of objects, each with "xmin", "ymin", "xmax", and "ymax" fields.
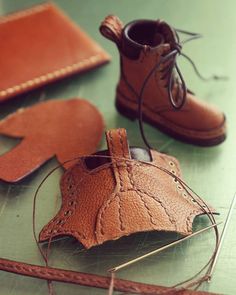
[
  {"xmin": 169, "ymin": 161, "xmax": 174, "ymax": 167},
  {"xmin": 171, "ymin": 170, "xmax": 176, "ymax": 175}
]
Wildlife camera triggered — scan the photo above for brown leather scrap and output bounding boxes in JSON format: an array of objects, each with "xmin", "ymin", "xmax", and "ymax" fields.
[
  {"xmin": 0, "ymin": 3, "xmax": 110, "ymax": 102},
  {"xmin": 39, "ymin": 128, "xmax": 214, "ymax": 249},
  {"xmin": 0, "ymin": 98, "xmax": 104, "ymax": 183}
]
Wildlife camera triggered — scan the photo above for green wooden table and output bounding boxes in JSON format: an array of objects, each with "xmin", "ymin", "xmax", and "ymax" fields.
[{"xmin": 0, "ymin": 0, "xmax": 235, "ymax": 294}]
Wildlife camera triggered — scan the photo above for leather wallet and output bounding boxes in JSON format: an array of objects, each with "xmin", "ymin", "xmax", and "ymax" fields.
[{"xmin": 0, "ymin": 3, "xmax": 110, "ymax": 102}]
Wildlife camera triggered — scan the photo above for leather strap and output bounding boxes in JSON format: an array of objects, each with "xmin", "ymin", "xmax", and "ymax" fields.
[
  {"xmin": 106, "ymin": 128, "xmax": 130, "ymax": 159},
  {"xmin": 100, "ymin": 15, "xmax": 123, "ymax": 47},
  {"xmin": 106, "ymin": 128, "xmax": 132, "ymax": 191},
  {"xmin": 0, "ymin": 257, "xmax": 216, "ymax": 294}
]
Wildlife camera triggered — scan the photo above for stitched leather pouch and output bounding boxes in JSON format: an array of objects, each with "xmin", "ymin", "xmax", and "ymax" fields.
[{"xmin": 0, "ymin": 3, "xmax": 110, "ymax": 102}]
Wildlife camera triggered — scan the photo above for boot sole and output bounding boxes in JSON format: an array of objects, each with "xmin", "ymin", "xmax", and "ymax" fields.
[{"xmin": 116, "ymin": 98, "xmax": 226, "ymax": 147}]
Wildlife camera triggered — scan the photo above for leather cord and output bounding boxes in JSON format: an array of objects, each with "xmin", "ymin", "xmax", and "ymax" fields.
[{"xmin": 0, "ymin": 257, "xmax": 210, "ymax": 294}]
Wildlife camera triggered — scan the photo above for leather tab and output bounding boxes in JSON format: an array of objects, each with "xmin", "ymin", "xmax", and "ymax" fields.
[
  {"xmin": 106, "ymin": 128, "xmax": 130, "ymax": 159},
  {"xmin": 100, "ymin": 15, "xmax": 123, "ymax": 47},
  {"xmin": 105, "ymin": 128, "xmax": 131, "ymax": 191}
]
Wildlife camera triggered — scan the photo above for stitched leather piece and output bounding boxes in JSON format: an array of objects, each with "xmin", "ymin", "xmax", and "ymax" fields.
[
  {"xmin": 0, "ymin": 98, "xmax": 104, "ymax": 183},
  {"xmin": 39, "ymin": 128, "xmax": 215, "ymax": 249},
  {"xmin": 0, "ymin": 257, "xmax": 218, "ymax": 294},
  {"xmin": 0, "ymin": 3, "xmax": 110, "ymax": 102}
]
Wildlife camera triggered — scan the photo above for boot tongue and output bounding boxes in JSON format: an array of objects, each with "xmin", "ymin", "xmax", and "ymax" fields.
[
  {"xmin": 157, "ymin": 20, "xmax": 178, "ymax": 44},
  {"xmin": 122, "ymin": 19, "xmax": 177, "ymax": 59}
]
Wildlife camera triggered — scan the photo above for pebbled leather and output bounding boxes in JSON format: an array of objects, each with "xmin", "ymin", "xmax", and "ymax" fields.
[
  {"xmin": 0, "ymin": 98, "xmax": 104, "ymax": 183},
  {"xmin": 0, "ymin": 3, "xmax": 110, "ymax": 102},
  {"xmin": 0, "ymin": 257, "xmax": 218, "ymax": 294},
  {"xmin": 100, "ymin": 15, "xmax": 226, "ymax": 146},
  {"xmin": 39, "ymin": 128, "xmax": 215, "ymax": 249}
]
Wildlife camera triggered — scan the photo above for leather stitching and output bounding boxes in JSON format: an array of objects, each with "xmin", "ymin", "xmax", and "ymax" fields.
[
  {"xmin": 0, "ymin": 54, "xmax": 105, "ymax": 99},
  {"xmin": 129, "ymin": 161, "xmax": 181, "ymax": 228},
  {"xmin": 136, "ymin": 190, "xmax": 158, "ymax": 227},
  {"xmin": 40, "ymin": 171, "xmax": 86, "ymax": 240},
  {"xmin": 0, "ymin": 3, "xmax": 51, "ymax": 25},
  {"xmin": 98, "ymin": 193, "xmax": 122, "ymax": 235},
  {"xmin": 111, "ymin": 131, "xmax": 124, "ymax": 231},
  {"xmin": 130, "ymin": 183, "xmax": 177, "ymax": 226},
  {"xmin": 108, "ymin": 130, "xmax": 123, "ymax": 189},
  {"xmin": 0, "ymin": 3, "xmax": 107, "ymax": 99},
  {"xmin": 0, "ymin": 258, "xmax": 177, "ymax": 293},
  {"xmin": 128, "ymin": 165, "xmax": 159, "ymax": 226}
]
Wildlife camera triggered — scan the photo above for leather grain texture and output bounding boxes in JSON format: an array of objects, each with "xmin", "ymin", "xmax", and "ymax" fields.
[
  {"xmin": 100, "ymin": 15, "xmax": 226, "ymax": 146},
  {"xmin": 0, "ymin": 3, "xmax": 110, "ymax": 102},
  {"xmin": 0, "ymin": 98, "xmax": 104, "ymax": 183},
  {"xmin": 39, "ymin": 128, "xmax": 214, "ymax": 249}
]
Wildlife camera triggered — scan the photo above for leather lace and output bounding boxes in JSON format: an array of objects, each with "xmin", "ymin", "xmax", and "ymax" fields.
[{"xmin": 138, "ymin": 28, "xmax": 226, "ymax": 149}]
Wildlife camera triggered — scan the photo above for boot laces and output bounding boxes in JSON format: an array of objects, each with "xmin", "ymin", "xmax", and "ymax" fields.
[{"xmin": 138, "ymin": 28, "xmax": 226, "ymax": 149}]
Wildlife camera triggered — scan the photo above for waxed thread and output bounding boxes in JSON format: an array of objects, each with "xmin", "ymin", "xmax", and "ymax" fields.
[{"xmin": 32, "ymin": 153, "xmax": 219, "ymax": 294}]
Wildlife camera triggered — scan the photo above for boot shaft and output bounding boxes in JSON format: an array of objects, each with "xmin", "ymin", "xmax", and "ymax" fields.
[{"xmin": 100, "ymin": 15, "xmax": 180, "ymax": 107}]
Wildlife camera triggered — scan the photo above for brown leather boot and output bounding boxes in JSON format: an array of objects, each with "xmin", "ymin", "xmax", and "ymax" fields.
[{"xmin": 100, "ymin": 15, "xmax": 226, "ymax": 146}]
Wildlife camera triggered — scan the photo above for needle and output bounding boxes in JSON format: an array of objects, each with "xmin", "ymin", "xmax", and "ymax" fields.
[
  {"xmin": 207, "ymin": 192, "xmax": 236, "ymax": 281},
  {"xmin": 109, "ymin": 222, "xmax": 222, "ymax": 273}
]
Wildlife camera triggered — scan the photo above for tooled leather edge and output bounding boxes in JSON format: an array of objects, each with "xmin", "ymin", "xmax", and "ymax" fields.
[
  {"xmin": 0, "ymin": 257, "xmax": 219, "ymax": 294},
  {"xmin": 0, "ymin": 3, "xmax": 111, "ymax": 102}
]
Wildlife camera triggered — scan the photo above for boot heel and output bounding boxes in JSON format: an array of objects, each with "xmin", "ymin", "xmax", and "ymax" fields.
[{"xmin": 115, "ymin": 98, "xmax": 137, "ymax": 121}]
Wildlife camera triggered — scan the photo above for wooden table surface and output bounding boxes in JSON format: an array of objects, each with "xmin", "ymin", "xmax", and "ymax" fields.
[{"xmin": 0, "ymin": 0, "xmax": 235, "ymax": 294}]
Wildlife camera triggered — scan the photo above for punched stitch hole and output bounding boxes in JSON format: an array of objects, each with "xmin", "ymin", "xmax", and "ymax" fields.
[
  {"xmin": 177, "ymin": 185, "xmax": 182, "ymax": 190},
  {"xmin": 171, "ymin": 170, "xmax": 176, "ymax": 174},
  {"xmin": 64, "ymin": 210, "xmax": 72, "ymax": 216},
  {"xmin": 69, "ymin": 201, "xmax": 75, "ymax": 206}
]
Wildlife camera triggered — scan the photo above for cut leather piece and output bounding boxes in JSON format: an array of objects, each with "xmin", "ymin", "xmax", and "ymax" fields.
[
  {"xmin": 100, "ymin": 15, "xmax": 226, "ymax": 146},
  {"xmin": 0, "ymin": 98, "xmax": 104, "ymax": 183},
  {"xmin": 39, "ymin": 128, "xmax": 215, "ymax": 249},
  {"xmin": 0, "ymin": 257, "xmax": 219, "ymax": 295},
  {"xmin": 0, "ymin": 3, "xmax": 110, "ymax": 102}
]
